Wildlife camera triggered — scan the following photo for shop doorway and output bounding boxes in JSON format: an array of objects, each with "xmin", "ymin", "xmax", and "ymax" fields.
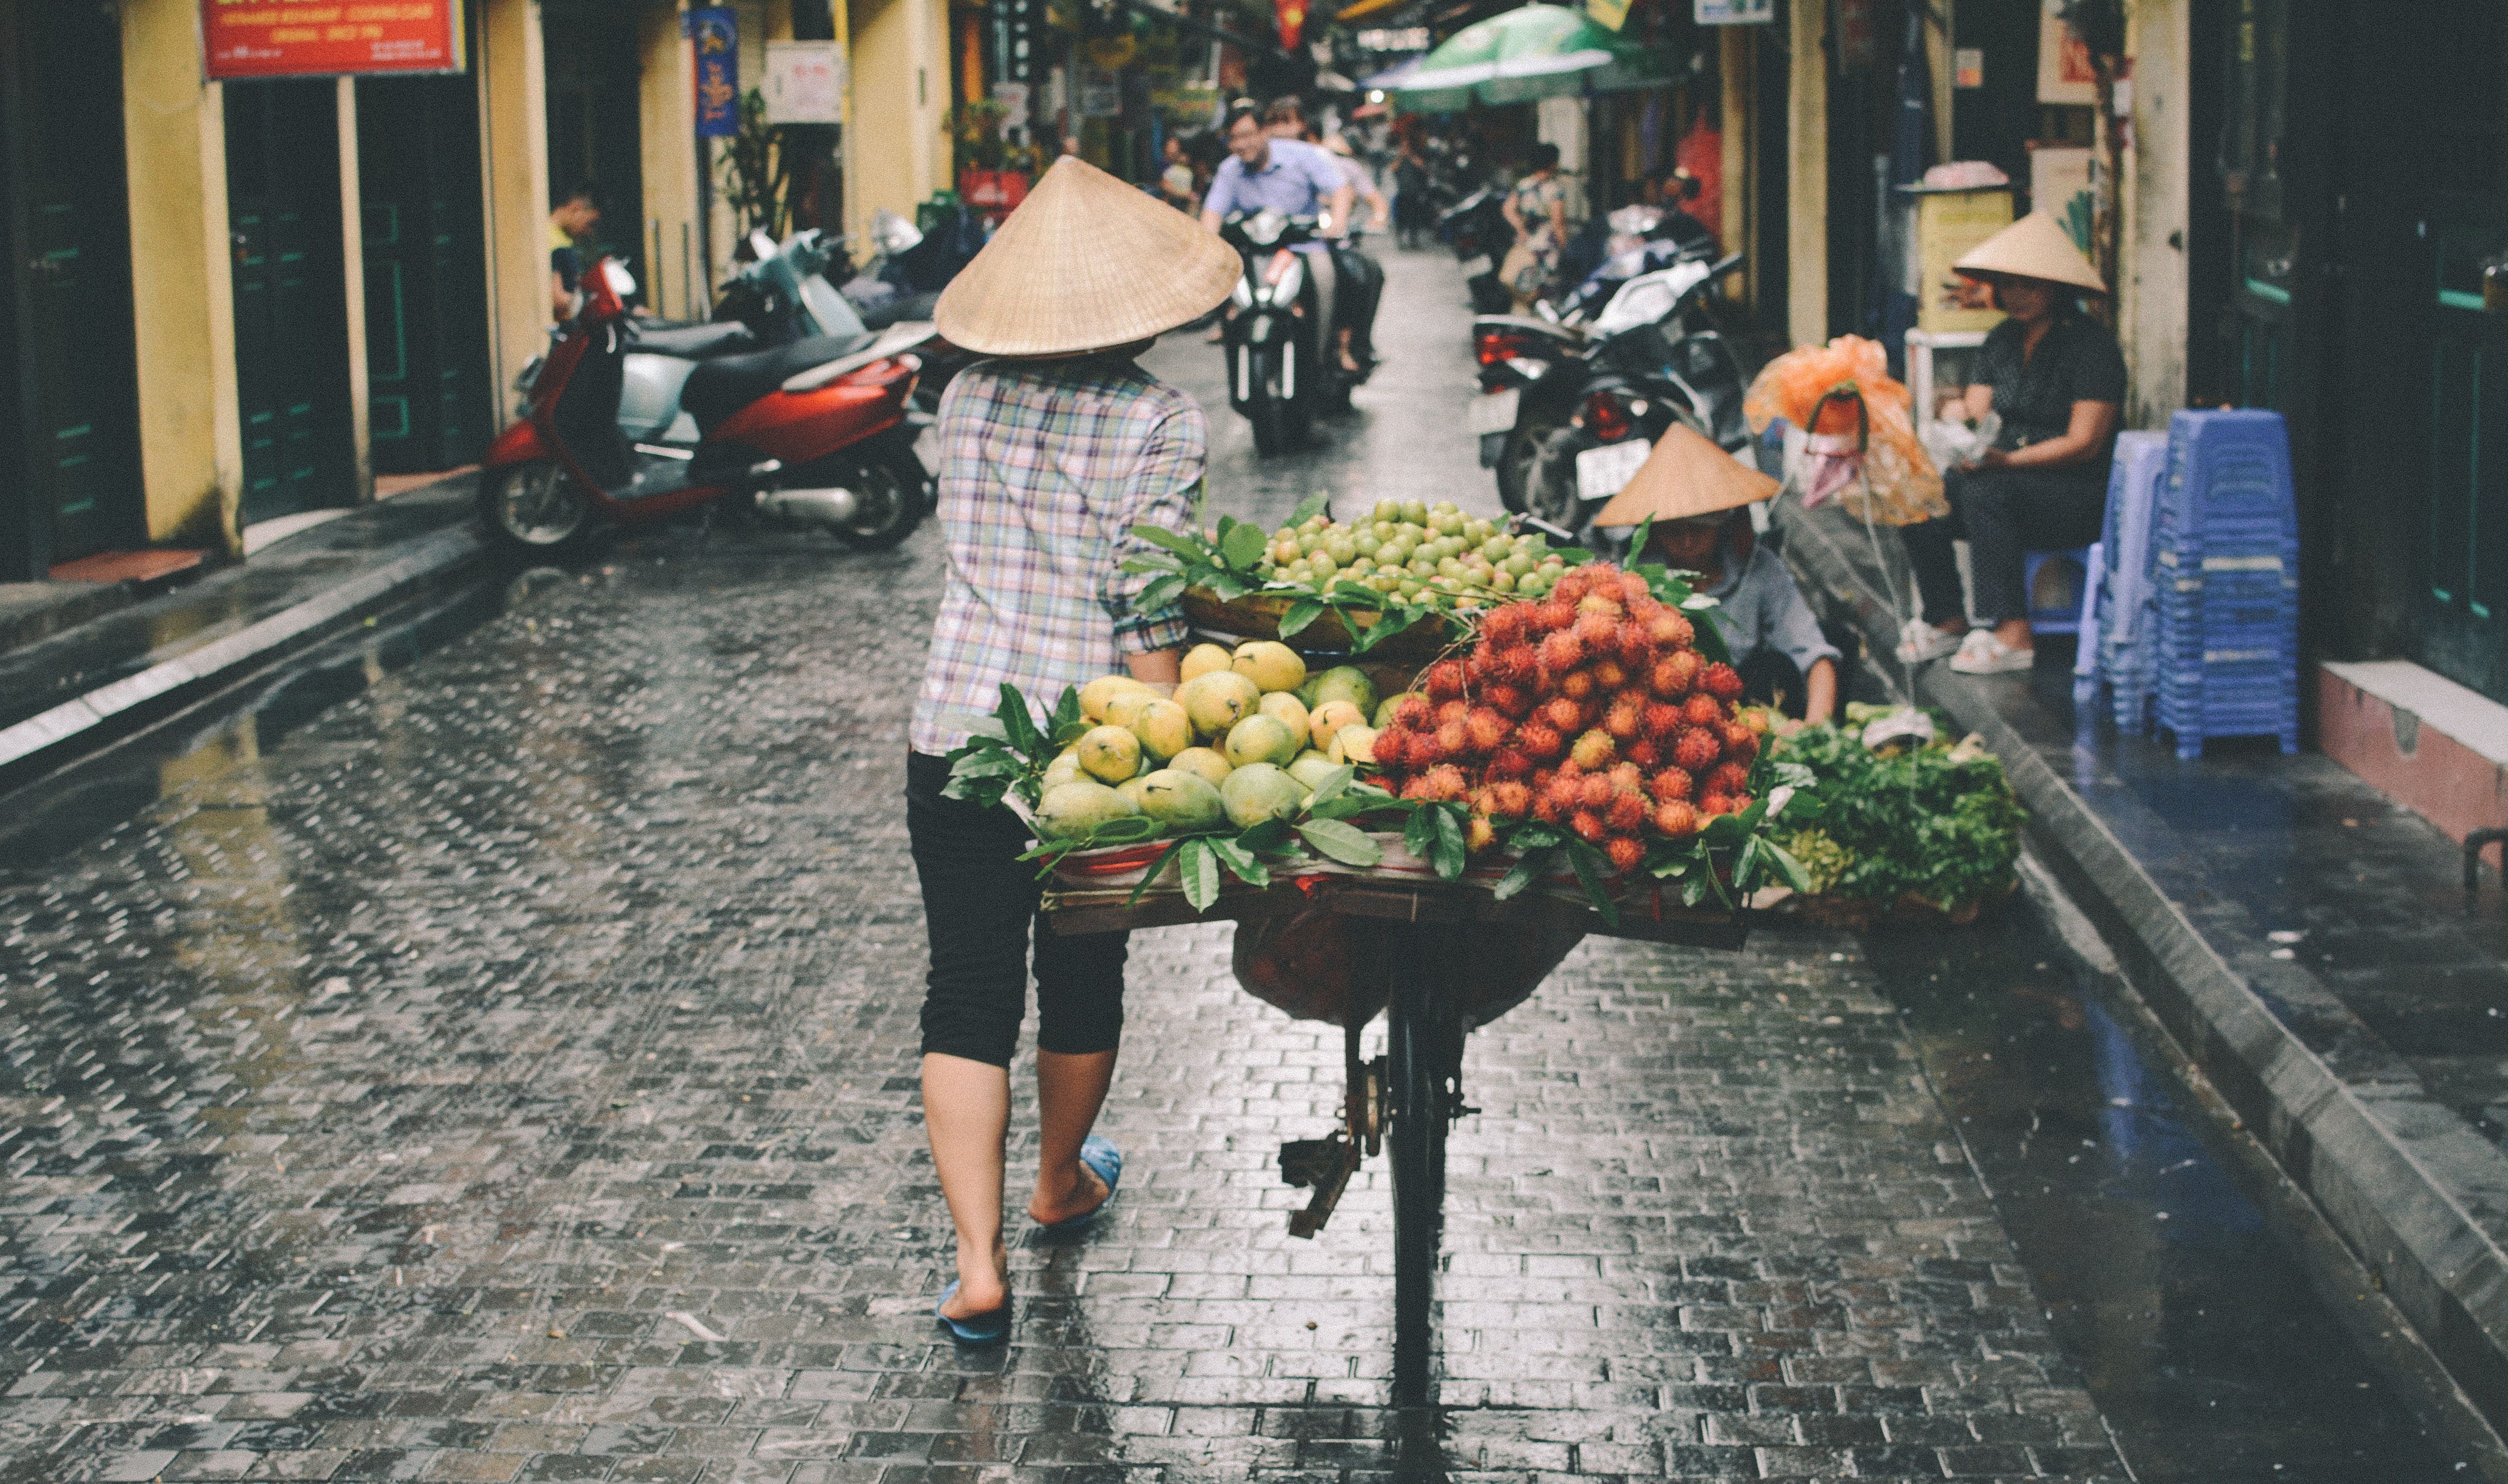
[
  {"xmin": 542, "ymin": 2, "xmax": 647, "ymax": 300},
  {"xmin": 0, "ymin": 0, "xmax": 144, "ymax": 579},
  {"xmin": 357, "ymin": 74, "xmax": 493, "ymax": 474},
  {"xmin": 225, "ymin": 80, "xmax": 357, "ymax": 528}
]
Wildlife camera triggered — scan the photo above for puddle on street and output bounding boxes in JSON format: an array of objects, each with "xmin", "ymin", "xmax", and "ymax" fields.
[{"xmin": 1866, "ymin": 908, "xmax": 2470, "ymax": 1482}]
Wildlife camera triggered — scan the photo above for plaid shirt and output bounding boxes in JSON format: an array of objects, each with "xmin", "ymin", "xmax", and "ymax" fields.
[{"xmin": 910, "ymin": 357, "xmax": 1204, "ymax": 756}]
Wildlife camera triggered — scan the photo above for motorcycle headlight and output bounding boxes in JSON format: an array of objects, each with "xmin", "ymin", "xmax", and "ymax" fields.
[
  {"xmin": 1230, "ymin": 277, "xmax": 1255, "ymax": 311},
  {"xmin": 1262, "ymin": 253, "xmax": 1304, "ymax": 307}
]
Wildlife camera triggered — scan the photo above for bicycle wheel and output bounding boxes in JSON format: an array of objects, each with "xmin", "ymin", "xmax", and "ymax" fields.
[{"xmin": 1386, "ymin": 932, "xmax": 1459, "ymax": 1408}]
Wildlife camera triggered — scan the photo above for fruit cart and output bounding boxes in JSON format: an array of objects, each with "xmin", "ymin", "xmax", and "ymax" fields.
[{"xmin": 1039, "ymin": 855, "xmax": 1748, "ymax": 1407}]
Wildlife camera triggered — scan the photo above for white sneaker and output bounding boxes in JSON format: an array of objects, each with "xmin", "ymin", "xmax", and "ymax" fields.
[
  {"xmin": 1948, "ymin": 629, "xmax": 2036, "ymax": 675},
  {"xmin": 1896, "ymin": 619, "xmax": 1966, "ymax": 664}
]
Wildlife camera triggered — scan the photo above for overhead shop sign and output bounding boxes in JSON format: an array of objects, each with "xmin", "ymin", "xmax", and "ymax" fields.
[
  {"xmin": 1694, "ymin": 0, "xmax": 1772, "ymax": 21},
  {"xmin": 203, "ymin": 0, "xmax": 466, "ymax": 80}
]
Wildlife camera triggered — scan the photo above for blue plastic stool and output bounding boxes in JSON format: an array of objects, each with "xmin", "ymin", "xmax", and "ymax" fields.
[{"xmin": 2024, "ymin": 547, "xmax": 2092, "ymax": 636}]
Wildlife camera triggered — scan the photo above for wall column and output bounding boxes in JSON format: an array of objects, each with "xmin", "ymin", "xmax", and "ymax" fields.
[
  {"xmin": 2124, "ymin": 0, "xmax": 2189, "ymax": 427},
  {"xmin": 641, "ymin": 2, "xmax": 703, "ymax": 320},
  {"xmin": 336, "ymin": 78, "xmax": 373, "ymax": 503},
  {"xmin": 1719, "ymin": 25, "xmax": 1752, "ymax": 303},
  {"xmin": 1786, "ymin": 0, "xmax": 1827, "ymax": 348},
  {"xmin": 120, "ymin": 0, "xmax": 243, "ymax": 552},
  {"xmin": 476, "ymin": 0, "xmax": 551, "ymax": 426}
]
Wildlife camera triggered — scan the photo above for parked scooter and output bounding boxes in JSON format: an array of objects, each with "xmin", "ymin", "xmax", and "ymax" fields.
[
  {"xmin": 1218, "ymin": 211, "xmax": 1366, "ymax": 456},
  {"xmin": 1436, "ymin": 187, "xmax": 1514, "ymax": 316},
  {"xmin": 1493, "ymin": 254, "xmax": 1749, "ymax": 545},
  {"xmin": 480, "ymin": 258, "xmax": 928, "ymax": 557},
  {"xmin": 706, "ymin": 225, "xmax": 967, "ymax": 443}
]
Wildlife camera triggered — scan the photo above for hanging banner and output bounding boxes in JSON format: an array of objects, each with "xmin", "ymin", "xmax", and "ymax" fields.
[
  {"xmin": 687, "ymin": 7, "xmax": 741, "ymax": 138},
  {"xmin": 1275, "ymin": 0, "xmax": 1307, "ymax": 52},
  {"xmin": 203, "ymin": 0, "xmax": 466, "ymax": 80},
  {"xmin": 764, "ymin": 41, "xmax": 845, "ymax": 124},
  {"xmin": 1694, "ymin": 0, "xmax": 1773, "ymax": 21}
]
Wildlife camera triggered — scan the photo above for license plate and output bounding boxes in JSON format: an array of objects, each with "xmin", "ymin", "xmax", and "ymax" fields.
[
  {"xmin": 1466, "ymin": 388, "xmax": 1520, "ymax": 436},
  {"xmin": 1576, "ymin": 438, "xmax": 1652, "ymax": 502},
  {"xmin": 1458, "ymin": 254, "xmax": 1491, "ymax": 277}
]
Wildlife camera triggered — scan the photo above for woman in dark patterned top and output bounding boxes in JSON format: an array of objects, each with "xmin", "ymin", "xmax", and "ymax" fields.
[{"xmin": 1897, "ymin": 214, "xmax": 2125, "ymax": 675}]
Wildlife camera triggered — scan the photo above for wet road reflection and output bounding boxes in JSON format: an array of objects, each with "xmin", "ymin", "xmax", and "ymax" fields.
[{"xmin": 1868, "ymin": 910, "xmax": 2470, "ymax": 1481}]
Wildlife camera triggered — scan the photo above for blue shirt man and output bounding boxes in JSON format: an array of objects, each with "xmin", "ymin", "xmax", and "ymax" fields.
[{"xmin": 1201, "ymin": 134, "xmax": 1347, "ymax": 221}]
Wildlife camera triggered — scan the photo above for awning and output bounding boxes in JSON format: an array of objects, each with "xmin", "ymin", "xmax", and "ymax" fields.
[{"xmin": 1391, "ymin": 2, "xmax": 1671, "ymax": 112}]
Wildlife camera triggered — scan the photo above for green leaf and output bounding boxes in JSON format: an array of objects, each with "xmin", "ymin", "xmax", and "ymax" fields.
[
  {"xmin": 1555, "ymin": 545, "xmax": 1593, "ymax": 566},
  {"xmin": 1492, "ymin": 846, "xmax": 1553, "ymax": 901},
  {"xmin": 1136, "ymin": 574, "xmax": 1189, "ymax": 613},
  {"xmin": 1700, "ymin": 812, "xmax": 1747, "ymax": 848},
  {"xmin": 1123, "ymin": 842, "xmax": 1184, "ymax": 908},
  {"xmin": 1120, "ymin": 553, "xmax": 1187, "ymax": 575},
  {"xmin": 1762, "ymin": 837, "xmax": 1812, "ymax": 893},
  {"xmin": 1086, "ymin": 815, "xmax": 1164, "ymax": 846},
  {"xmin": 1352, "ymin": 606, "xmax": 1419, "ymax": 654},
  {"xmin": 1052, "ymin": 685, "xmax": 1084, "ymax": 735},
  {"xmin": 1214, "ymin": 513, "xmax": 1238, "ymax": 539},
  {"xmin": 995, "ymin": 684, "xmax": 1043, "ymax": 757},
  {"xmin": 1429, "ymin": 806, "xmax": 1467, "ymax": 880},
  {"xmin": 1303, "ymin": 764, "xmax": 1357, "ymax": 809},
  {"xmin": 1207, "ymin": 836, "xmax": 1271, "ymax": 888},
  {"xmin": 1733, "ymin": 836, "xmax": 1761, "ymax": 890},
  {"xmin": 951, "ymin": 751, "xmax": 1025, "ymax": 780},
  {"xmin": 1627, "ymin": 515, "xmax": 1654, "ymax": 563},
  {"xmin": 1205, "ymin": 572, "xmax": 1249, "ymax": 601},
  {"xmin": 1278, "ymin": 598, "xmax": 1327, "ymax": 639},
  {"xmin": 1297, "ymin": 818, "xmax": 1382, "ymax": 867},
  {"xmin": 1327, "ymin": 580, "xmax": 1385, "ymax": 610},
  {"xmin": 1565, "ymin": 842, "xmax": 1619, "ymax": 927},
  {"xmin": 1180, "ymin": 838, "xmax": 1221, "ymax": 911},
  {"xmin": 1221, "ymin": 523, "xmax": 1271, "ymax": 570},
  {"xmin": 1289, "ymin": 491, "xmax": 1332, "ymax": 525},
  {"xmin": 1308, "ymin": 795, "xmax": 1374, "ymax": 821},
  {"xmin": 1130, "ymin": 524, "xmax": 1206, "ymax": 559},
  {"xmin": 1237, "ymin": 817, "xmax": 1295, "ymax": 854}
]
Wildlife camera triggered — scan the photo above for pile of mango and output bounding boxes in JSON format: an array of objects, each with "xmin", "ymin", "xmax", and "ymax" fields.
[{"xmin": 1034, "ymin": 640, "xmax": 1390, "ymax": 842}]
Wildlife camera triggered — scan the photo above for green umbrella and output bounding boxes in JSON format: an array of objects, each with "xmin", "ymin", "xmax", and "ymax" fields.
[{"xmin": 1391, "ymin": 4, "xmax": 1671, "ymax": 112}]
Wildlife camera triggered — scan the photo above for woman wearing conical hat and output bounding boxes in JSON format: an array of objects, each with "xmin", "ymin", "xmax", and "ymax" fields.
[
  {"xmin": 1894, "ymin": 212, "xmax": 2125, "ymax": 675},
  {"xmin": 1594, "ymin": 426, "xmax": 1841, "ymax": 726},
  {"xmin": 906, "ymin": 157, "xmax": 1238, "ymax": 1346}
]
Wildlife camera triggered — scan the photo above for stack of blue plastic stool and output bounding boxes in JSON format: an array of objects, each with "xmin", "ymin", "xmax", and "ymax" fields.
[
  {"xmin": 2150, "ymin": 409, "xmax": 2299, "ymax": 759},
  {"xmin": 2081, "ymin": 432, "xmax": 2169, "ymax": 732}
]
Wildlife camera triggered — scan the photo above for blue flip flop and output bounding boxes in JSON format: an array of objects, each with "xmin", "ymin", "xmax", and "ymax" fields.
[
  {"xmin": 934, "ymin": 1280, "xmax": 1010, "ymax": 1346},
  {"xmin": 1041, "ymin": 1135, "xmax": 1123, "ymax": 1233}
]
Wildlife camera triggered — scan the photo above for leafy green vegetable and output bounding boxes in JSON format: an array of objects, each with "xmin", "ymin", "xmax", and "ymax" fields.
[{"xmin": 1771, "ymin": 723, "xmax": 2026, "ymax": 912}]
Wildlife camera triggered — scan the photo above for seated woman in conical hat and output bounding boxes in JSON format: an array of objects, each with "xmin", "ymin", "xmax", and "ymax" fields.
[
  {"xmin": 906, "ymin": 158, "xmax": 1240, "ymax": 1346},
  {"xmin": 1893, "ymin": 212, "xmax": 2125, "ymax": 675},
  {"xmin": 1594, "ymin": 426, "xmax": 1842, "ymax": 727}
]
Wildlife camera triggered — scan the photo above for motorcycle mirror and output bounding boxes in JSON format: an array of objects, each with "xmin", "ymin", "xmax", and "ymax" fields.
[
  {"xmin": 602, "ymin": 260, "xmax": 636, "ymax": 298},
  {"xmin": 750, "ymin": 229, "xmax": 778, "ymax": 261}
]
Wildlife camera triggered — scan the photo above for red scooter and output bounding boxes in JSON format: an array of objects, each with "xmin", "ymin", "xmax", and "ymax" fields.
[{"xmin": 479, "ymin": 258, "xmax": 929, "ymax": 557}]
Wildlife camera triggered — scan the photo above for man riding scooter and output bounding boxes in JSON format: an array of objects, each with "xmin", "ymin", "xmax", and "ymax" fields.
[{"xmin": 1200, "ymin": 101, "xmax": 1380, "ymax": 375}]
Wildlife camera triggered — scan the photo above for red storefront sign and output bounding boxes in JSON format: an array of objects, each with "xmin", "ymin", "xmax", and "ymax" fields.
[{"xmin": 203, "ymin": 1, "xmax": 465, "ymax": 81}]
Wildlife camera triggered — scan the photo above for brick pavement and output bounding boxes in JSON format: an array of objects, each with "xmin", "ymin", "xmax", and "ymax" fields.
[{"xmin": 0, "ymin": 525, "xmax": 2126, "ymax": 1482}]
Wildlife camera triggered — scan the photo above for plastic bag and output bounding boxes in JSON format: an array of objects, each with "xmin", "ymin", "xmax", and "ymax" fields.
[{"xmin": 1744, "ymin": 336, "xmax": 1947, "ymax": 526}]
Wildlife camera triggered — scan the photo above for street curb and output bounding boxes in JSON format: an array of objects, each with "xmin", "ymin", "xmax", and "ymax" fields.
[
  {"xmin": 1775, "ymin": 499, "xmax": 2508, "ymax": 1438},
  {"xmin": 0, "ymin": 526, "xmax": 484, "ymax": 795}
]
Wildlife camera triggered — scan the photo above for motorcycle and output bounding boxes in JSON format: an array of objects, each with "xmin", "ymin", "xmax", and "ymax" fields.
[
  {"xmin": 1436, "ymin": 186, "xmax": 1513, "ymax": 316},
  {"xmin": 1218, "ymin": 211, "xmax": 1367, "ymax": 456},
  {"xmin": 707, "ymin": 225, "xmax": 968, "ymax": 443},
  {"xmin": 1503, "ymin": 253, "xmax": 1750, "ymax": 546},
  {"xmin": 479, "ymin": 258, "xmax": 929, "ymax": 558}
]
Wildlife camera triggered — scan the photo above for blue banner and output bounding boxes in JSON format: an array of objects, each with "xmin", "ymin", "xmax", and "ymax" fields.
[{"xmin": 688, "ymin": 8, "xmax": 740, "ymax": 138}]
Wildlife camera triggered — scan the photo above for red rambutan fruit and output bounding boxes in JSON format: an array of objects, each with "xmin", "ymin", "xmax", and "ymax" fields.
[
  {"xmin": 1479, "ymin": 605, "xmax": 1529, "ymax": 647},
  {"xmin": 1425, "ymin": 659, "xmax": 1469, "ymax": 701},
  {"xmin": 1538, "ymin": 696, "xmax": 1583, "ymax": 734},
  {"xmin": 1647, "ymin": 767, "xmax": 1695, "ymax": 804},
  {"xmin": 1742, "ymin": 708, "xmax": 1772, "ymax": 736},
  {"xmin": 1653, "ymin": 800, "xmax": 1700, "ymax": 838},
  {"xmin": 1487, "ymin": 780, "xmax": 1532, "ymax": 819},
  {"xmin": 1700, "ymin": 661, "xmax": 1744, "ymax": 701},
  {"xmin": 1465, "ymin": 708, "xmax": 1509, "ymax": 755},
  {"xmin": 1708, "ymin": 761, "xmax": 1750, "ymax": 797},
  {"xmin": 1533, "ymin": 598, "xmax": 1577, "ymax": 634},
  {"xmin": 1516, "ymin": 721, "xmax": 1565, "ymax": 760},
  {"xmin": 1576, "ymin": 592, "xmax": 1625, "ymax": 620},
  {"xmin": 1647, "ymin": 608, "xmax": 1695, "ymax": 649},
  {"xmin": 1400, "ymin": 775, "xmax": 1434, "ymax": 801},
  {"xmin": 1557, "ymin": 668, "xmax": 1596, "ymax": 702},
  {"xmin": 1652, "ymin": 650, "xmax": 1702, "ymax": 697},
  {"xmin": 1673, "ymin": 728, "xmax": 1721, "ymax": 772},
  {"xmin": 1697, "ymin": 792, "xmax": 1737, "ymax": 818},
  {"xmin": 1484, "ymin": 681, "xmax": 1533, "ymax": 719},
  {"xmin": 1437, "ymin": 698, "xmax": 1473, "ymax": 728},
  {"xmin": 1569, "ymin": 729, "xmax": 1617, "ymax": 771},
  {"xmin": 1615, "ymin": 624, "xmax": 1657, "ymax": 666},
  {"xmin": 1392, "ymin": 694, "xmax": 1433, "ymax": 729},
  {"xmin": 1552, "ymin": 568, "xmax": 1593, "ymax": 605},
  {"xmin": 1372, "ymin": 728, "xmax": 1412, "ymax": 771},
  {"xmin": 1603, "ymin": 699, "xmax": 1644, "ymax": 741},
  {"xmin": 1578, "ymin": 774, "xmax": 1615, "ymax": 811},
  {"xmin": 1465, "ymin": 645, "xmax": 1505, "ymax": 683},
  {"xmin": 1434, "ymin": 719, "xmax": 1470, "ymax": 760},
  {"xmin": 1487, "ymin": 747, "xmax": 1533, "ymax": 780},
  {"xmin": 1625, "ymin": 738, "xmax": 1662, "ymax": 770},
  {"xmin": 1642, "ymin": 700, "xmax": 1685, "ymax": 739},
  {"xmin": 1590, "ymin": 658, "xmax": 1627, "ymax": 690},
  {"xmin": 1574, "ymin": 610, "xmax": 1619, "ymax": 648},
  {"xmin": 1570, "ymin": 809, "xmax": 1610, "ymax": 844},
  {"xmin": 1421, "ymin": 764, "xmax": 1468, "ymax": 802},
  {"xmin": 1617, "ymin": 570, "xmax": 1651, "ymax": 603},
  {"xmin": 1607, "ymin": 789, "xmax": 1651, "ymax": 834},
  {"xmin": 1464, "ymin": 815, "xmax": 1498, "ymax": 853},
  {"xmin": 1722, "ymin": 725, "xmax": 1759, "ymax": 765},
  {"xmin": 1681, "ymin": 693, "xmax": 1725, "ymax": 728},
  {"xmin": 1538, "ymin": 630, "xmax": 1585, "ymax": 674},
  {"xmin": 1532, "ymin": 794, "xmax": 1566, "ymax": 824},
  {"xmin": 1607, "ymin": 761, "xmax": 1643, "ymax": 795},
  {"xmin": 1489, "ymin": 646, "xmax": 1540, "ymax": 686},
  {"xmin": 1605, "ymin": 834, "xmax": 1646, "ymax": 872},
  {"xmin": 1544, "ymin": 772, "xmax": 1585, "ymax": 813}
]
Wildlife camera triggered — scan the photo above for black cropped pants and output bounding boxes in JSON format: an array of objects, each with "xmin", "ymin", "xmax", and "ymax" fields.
[
  {"xmin": 906, "ymin": 751, "xmax": 1129, "ymax": 1067},
  {"xmin": 1901, "ymin": 464, "xmax": 2108, "ymax": 626}
]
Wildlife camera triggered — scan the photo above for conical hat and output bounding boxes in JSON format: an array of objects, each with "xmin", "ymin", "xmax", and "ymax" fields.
[
  {"xmin": 1593, "ymin": 424, "xmax": 1779, "ymax": 528},
  {"xmin": 1952, "ymin": 211, "xmax": 2107, "ymax": 294},
  {"xmin": 936, "ymin": 157, "xmax": 1241, "ymax": 357}
]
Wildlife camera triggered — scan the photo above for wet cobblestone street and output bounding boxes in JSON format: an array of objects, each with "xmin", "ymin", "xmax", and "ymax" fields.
[{"xmin": 0, "ymin": 249, "xmax": 2140, "ymax": 1482}]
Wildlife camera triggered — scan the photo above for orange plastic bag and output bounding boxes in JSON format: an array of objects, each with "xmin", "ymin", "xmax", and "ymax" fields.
[{"xmin": 1743, "ymin": 336, "xmax": 1947, "ymax": 527}]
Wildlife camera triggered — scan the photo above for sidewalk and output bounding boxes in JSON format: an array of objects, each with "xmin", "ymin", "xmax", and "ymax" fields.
[
  {"xmin": 0, "ymin": 476, "xmax": 483, "ymax": 792},
  {"xmin": 1775, "ymin": 491, "xmax": 2508, "ymax": 1441}
]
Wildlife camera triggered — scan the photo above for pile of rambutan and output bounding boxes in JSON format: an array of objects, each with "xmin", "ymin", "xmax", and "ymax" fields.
[{"xmin": 1367, "ymin": 563, "xmax": 1765, "ymax": 873}]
